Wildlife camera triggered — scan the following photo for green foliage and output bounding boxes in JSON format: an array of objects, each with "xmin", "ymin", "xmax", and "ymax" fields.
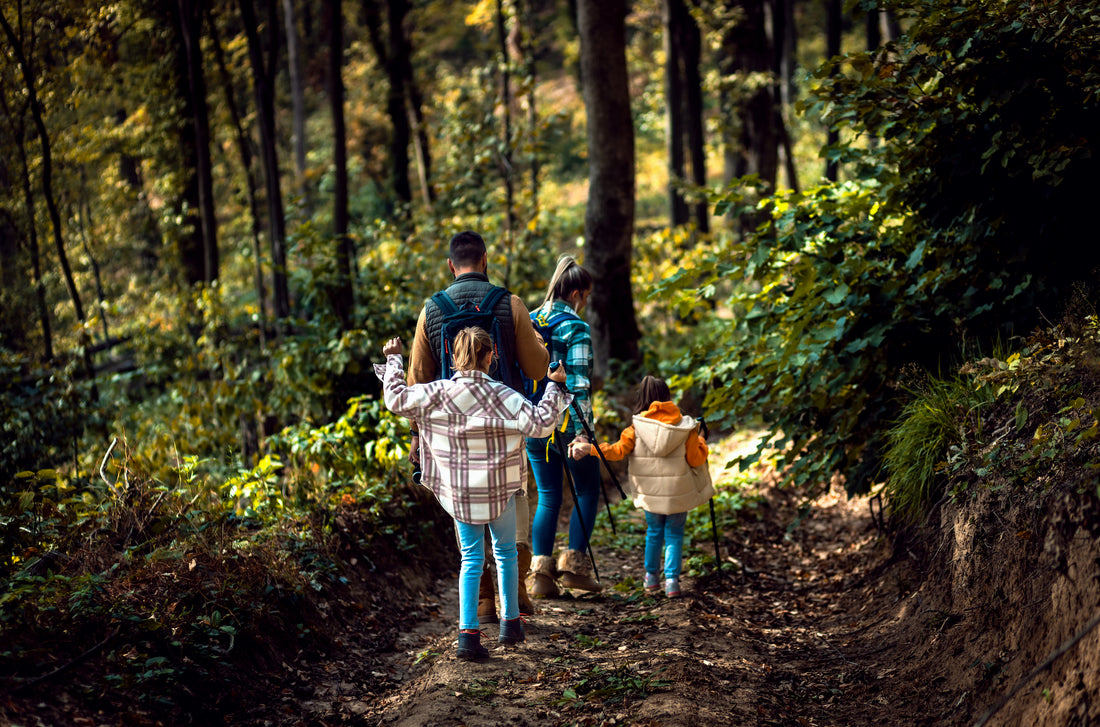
[
  {"xmin": 657, "ymin": 0, "xmax": 1100, "ymax": 496},
  {"xmin": 882, "ymin": 374, "xmax": 996, "ymax": 524},
  {"xmin": 0, "ymin": 352, "xmax": 95, "ymax": 483}
]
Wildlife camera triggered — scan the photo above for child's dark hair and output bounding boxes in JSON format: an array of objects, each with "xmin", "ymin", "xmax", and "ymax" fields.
[
  {"xmin": 633, "ymin": 375, "xmax": 671, "ymax": 414},
  {"xmin": 542, "ymin": 254, "xmax": 593, "ymax": 305}
]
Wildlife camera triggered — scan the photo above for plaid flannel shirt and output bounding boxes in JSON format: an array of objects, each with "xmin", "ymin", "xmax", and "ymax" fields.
[
  {"xmin": 534, "ymin": 300, "xmax": 593, "ymax": 437},
  {"xmin": 375, "ymin": 355, "xmax": 572, "ymax": 524}
]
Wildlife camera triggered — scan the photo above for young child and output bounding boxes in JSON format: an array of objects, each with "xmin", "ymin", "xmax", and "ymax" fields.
[
  {"xmin": 571, "ymin": 375, "xmax": 712, "ymax": 597},
  {"xmin": 375, "ymin": 328, "xmax": 570, "ymax": 661}
]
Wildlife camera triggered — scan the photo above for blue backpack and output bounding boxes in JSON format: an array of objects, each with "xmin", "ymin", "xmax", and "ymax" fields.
[
  {"xmin": 522, "ymin": 306, "xmax": 576, "ymax": 403},
  {"xmin": 431, "ymin": 286, "xmax": 519, "ymax": 389}
]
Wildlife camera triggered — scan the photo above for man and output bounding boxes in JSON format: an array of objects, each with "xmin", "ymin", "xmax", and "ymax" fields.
[{"xmin": 408, "ymin": 230, "xmax": 548, "ymax": 618}]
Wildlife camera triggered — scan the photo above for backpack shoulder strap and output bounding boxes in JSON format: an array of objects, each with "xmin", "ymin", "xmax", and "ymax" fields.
[
  {"xmin": 479, "ymin": 285, "xmax": 508, "ymax": 313},
  {"xmin": 431, "ymin": 290, "xmax": 458, "ymax": 316}
]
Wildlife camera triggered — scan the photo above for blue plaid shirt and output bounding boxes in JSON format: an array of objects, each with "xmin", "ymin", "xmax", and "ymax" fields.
[{"xmin": 535, "ymin": 300, "xmax": 593, "ymax": 437}]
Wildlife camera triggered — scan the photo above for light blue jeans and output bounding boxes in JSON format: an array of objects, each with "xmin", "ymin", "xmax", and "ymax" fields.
[
  {"xmin": 455, "ymin": 497, "xmax": 518, "ymax": 630},
  {"xmin": 644, "ymin": 510, "xmax": 688, "ymax": 580}
]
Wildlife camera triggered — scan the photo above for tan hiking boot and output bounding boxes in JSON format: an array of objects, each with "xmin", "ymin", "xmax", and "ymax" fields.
[
  {"xmin": 528, "ymin": 554, "xmax": 560, "ymax": 598},
  {"xmin": 557, "ymin": 548, "xmax": 603, "ymax": 592},
  {"xmin": 477, "ymin": 566, "xmax": 497, "ymax": 621},
  {"xmin": 516, "ymin": 543, "xmax": 536, "ymax": 615}
]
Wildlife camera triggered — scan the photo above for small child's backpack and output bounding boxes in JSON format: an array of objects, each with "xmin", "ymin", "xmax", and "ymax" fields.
[
  {"xmin": 522, "ymin": 305, "xmax": 576, "ymax": 403},
  {"xmin": 431, "ymin": 286, "xmax": 518, "ymax": 389}
]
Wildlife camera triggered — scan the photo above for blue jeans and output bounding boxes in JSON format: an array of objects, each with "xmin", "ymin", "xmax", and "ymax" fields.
[
  {"xmin": 644, "ymin": 510, "xmax": 688, "ymax": 580},
  {"xmin": 527, "ymin": 434, "xmax": 602, "ymax": 556},
  {"xmin": 455, "ymin": 497, "xmax": 518, "ymax": 630}
]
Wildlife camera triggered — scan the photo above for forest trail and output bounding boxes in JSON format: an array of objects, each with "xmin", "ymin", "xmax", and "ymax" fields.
[{"xmin": 231, "ymin": 465, "xmax": 944, "ymax": 727}]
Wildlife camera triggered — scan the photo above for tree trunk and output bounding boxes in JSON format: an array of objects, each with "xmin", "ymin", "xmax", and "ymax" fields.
[
  {"xmin": 825, "ymin": 0, "xmax": 842, "ymax": 182},
  {"xmin": 0, "ymin": 8, "xmax": 95, "ymax": 391},
  {"xmin": 239, "ymin": 0, "xmax": 291, "ymax": 320},
  {"xmin": 496, "ymin": 0, "xmax": 517, "ymax": 289},
  {"xmin": 8, "ymin": 106, "xmax": 53, "ymax": 361},
  {"xmin": 76, "ymin": 184, "xmax": 111, "ymax": 342},
  {"xmin": 719, "ymin": 0, "xmax": 779, "ymax": 189},
  {"xmin": 517, "ymin": 0, "xmax": 539, "ymax": 210},
  {"xmin": 175, "ymin": 0, "xmax": 218, "ymax": 284},
  {"xmin": 680, "ymin": 0, "xmax": 707, "ymax": 233},
  {"xmin": 326, "ymin": 0, "xmax": 353, "ymax": 329},
  {"xmin": 208, "ymin": 5, "xmax": 268, "ymax": 344},
  {"xmin": 283, "ymin": 0, "xmax": 310, "ymax": 212},
  {"xmin": 576, "ymin": 0, "xmax": 640, "ymax": 378},
  {"xmin": 664, "ymin": 0, "xmax": 689, "ymax": 228}
]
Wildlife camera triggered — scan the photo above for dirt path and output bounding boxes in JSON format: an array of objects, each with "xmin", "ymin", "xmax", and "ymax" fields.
[{"xmin": 248, "ymin": 481, "xmax": 934, "ymax": 727}]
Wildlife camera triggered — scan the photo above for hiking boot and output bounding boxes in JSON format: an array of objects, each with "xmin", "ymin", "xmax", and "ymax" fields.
[
  {"xmin": 665, "ymin": 578, "xmax": 681, "ymax": 598},
  {"xmin": 557, "ymin": 549, "xmax": 603, "ymax": 593},
  {"xmin": 499, "ymin": 618, "xmax": 526, "ymax": 645},
  {"xmin": 477, "ymin": 566, "xmax": 497, "ymax": 622},
  {"xmin": 456, "ymin": 630, "xmax": 489, "ymax": 661},
  {"xmin": 643, "ymin": 572, "xmax": 661, "ymax": 593},
  {"xmin": 528, "ymin": 555, "xmax": 560, "ymax": 598},
  {"xmin": 517, "ymin": 544, "xmax": 536, "ymax": 615}
]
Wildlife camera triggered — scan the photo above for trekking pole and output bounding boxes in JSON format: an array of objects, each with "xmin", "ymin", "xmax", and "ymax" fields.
[
  {"xmin": 550, "ymin": 433, "xmax": 600, "ymax": 584},
  {"xmin": 548, "ymin": 363, "xmax": 619, "ymax": 534},
  {"xmin": 699, "ymin": 417, "xmax": 722, "ymax": 576}
]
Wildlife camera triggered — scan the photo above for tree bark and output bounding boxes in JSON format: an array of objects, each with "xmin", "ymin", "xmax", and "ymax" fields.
[
  {"xmin": 208, "ymin": 5, "xmax": 268, "ymax": 343},
  {"xmin": 239, "ymin": 0, "xmax": 291, "ymax": 320},
  {"xmin": 576, "ymin": 0, "xmax": 640, "ymax": 377},
  {"xmin": 283, "ymin": 0, "xmax": 310, "ymax": 212},
  {"xmin": 326, "ymin": 0, "xmax": 353, "ymax": 329},
  {"xmin": 3, "ymin": 95, "xmax": 53, "ymax": 361},
  {"xmin": 0, "ymin": 7, "xmax": 95, "ymax": 389},
  {"xmin": 825, "ymin": 0, "xmax": 842, "ymax": 182},
  {"xmin": 680, "ymin": 0, "xmax": 707, "ymax": 232},
  {"xmin": 174, "ymin": 0, "xmax": 219, "ymax": 284},
  {"xmin": 496, "ymin": 0, "xmax": 517, "ymax": 289},
  {"xmin": 664, "ymin": 0, "xmax": 689, "ymax": 228}
]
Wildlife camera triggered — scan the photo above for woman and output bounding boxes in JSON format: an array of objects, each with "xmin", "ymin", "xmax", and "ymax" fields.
[
  {"xmin": 526, "ymin": 254, "xmax": 604, "ymax": 596},
  {"xmin": 376, "ymin": 328, "xmax": 570, "ymax": 661}
]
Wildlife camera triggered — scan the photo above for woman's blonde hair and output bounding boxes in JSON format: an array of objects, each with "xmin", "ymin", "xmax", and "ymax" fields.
[
  {"xmin": 451, "ymin": 326, "xmax": 494, "ymax": 372},
  {"xmin": 542, "ymin": 254, "xmax": 593, "ymax": 306}
]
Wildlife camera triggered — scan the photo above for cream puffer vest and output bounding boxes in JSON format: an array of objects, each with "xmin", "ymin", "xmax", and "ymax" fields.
[{"xmin": 629, "ymin": 414, "xmax": 714, "ymax": 515}]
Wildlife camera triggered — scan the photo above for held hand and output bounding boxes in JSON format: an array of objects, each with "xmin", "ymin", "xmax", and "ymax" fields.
[
  {"xmin": 382, "ymin": 336, "xmax": 402, "ymax": 357},
  {"xmin": 547, "ymin": 360, "xmax": 567, "ymax": 384},
  {"xmin": 569, "ymin": 441, "xmax": 592, "ymax": 460}
]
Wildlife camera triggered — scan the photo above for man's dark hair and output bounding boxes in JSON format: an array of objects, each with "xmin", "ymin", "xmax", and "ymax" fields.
[{"xmin": 449, "ymin": 231, "xmax": 487, "ymax": 267}]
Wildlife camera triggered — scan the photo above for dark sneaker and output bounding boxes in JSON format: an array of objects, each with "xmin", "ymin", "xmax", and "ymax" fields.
[
  {"xmin": 499, "ymin": 618, "xmax": 526, "ymax": 645},
  {"xmin": 456, "ymin": 631, "xmax": 489, "ymax": 661}
]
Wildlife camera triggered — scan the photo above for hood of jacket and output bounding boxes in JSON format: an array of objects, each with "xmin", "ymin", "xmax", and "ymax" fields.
[{"xmin": 633, "ymin": 401, "xmax": 697, "ymax": 459}]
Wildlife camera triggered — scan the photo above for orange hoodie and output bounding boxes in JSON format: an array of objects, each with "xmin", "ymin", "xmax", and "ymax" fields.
[{"xmin": 595, "ymin": 401, "xmax": 708, "ymax": 467}]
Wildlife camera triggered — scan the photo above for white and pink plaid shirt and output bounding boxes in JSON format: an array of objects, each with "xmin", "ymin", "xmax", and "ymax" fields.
[{"xmin": 375, "ymin": 354, "xmax": 572, "ymax": 524}]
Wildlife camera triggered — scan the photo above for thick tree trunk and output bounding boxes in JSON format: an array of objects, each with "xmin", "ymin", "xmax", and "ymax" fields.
[
  {"xmin": 239, "ymin": 0, "xmax": 291, "ymax": 320},
  {"xmin": 664, "ymin": 0, "xmax": 689, "ymax": 227},
  {"xmin": 517, "ymin": 0, "xmax": 539, "ymax": 209},
  {"xmin": 576, "ymin": 0, "xmax": 640, "ymax": 377},
  {"xmin": 719, "ymin": 0, "xmax": 779, "ymax": 189},
  {"xmin": 680, "ymin": 0, "xmax": 707, "ymax": 233},
  {"xmin": 175, "ymin": 0, "xmax": 219, "ymax": 284},
  {"xmin": 326, "ymin": 0, "xmax": 353, "ymax": 329}
]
